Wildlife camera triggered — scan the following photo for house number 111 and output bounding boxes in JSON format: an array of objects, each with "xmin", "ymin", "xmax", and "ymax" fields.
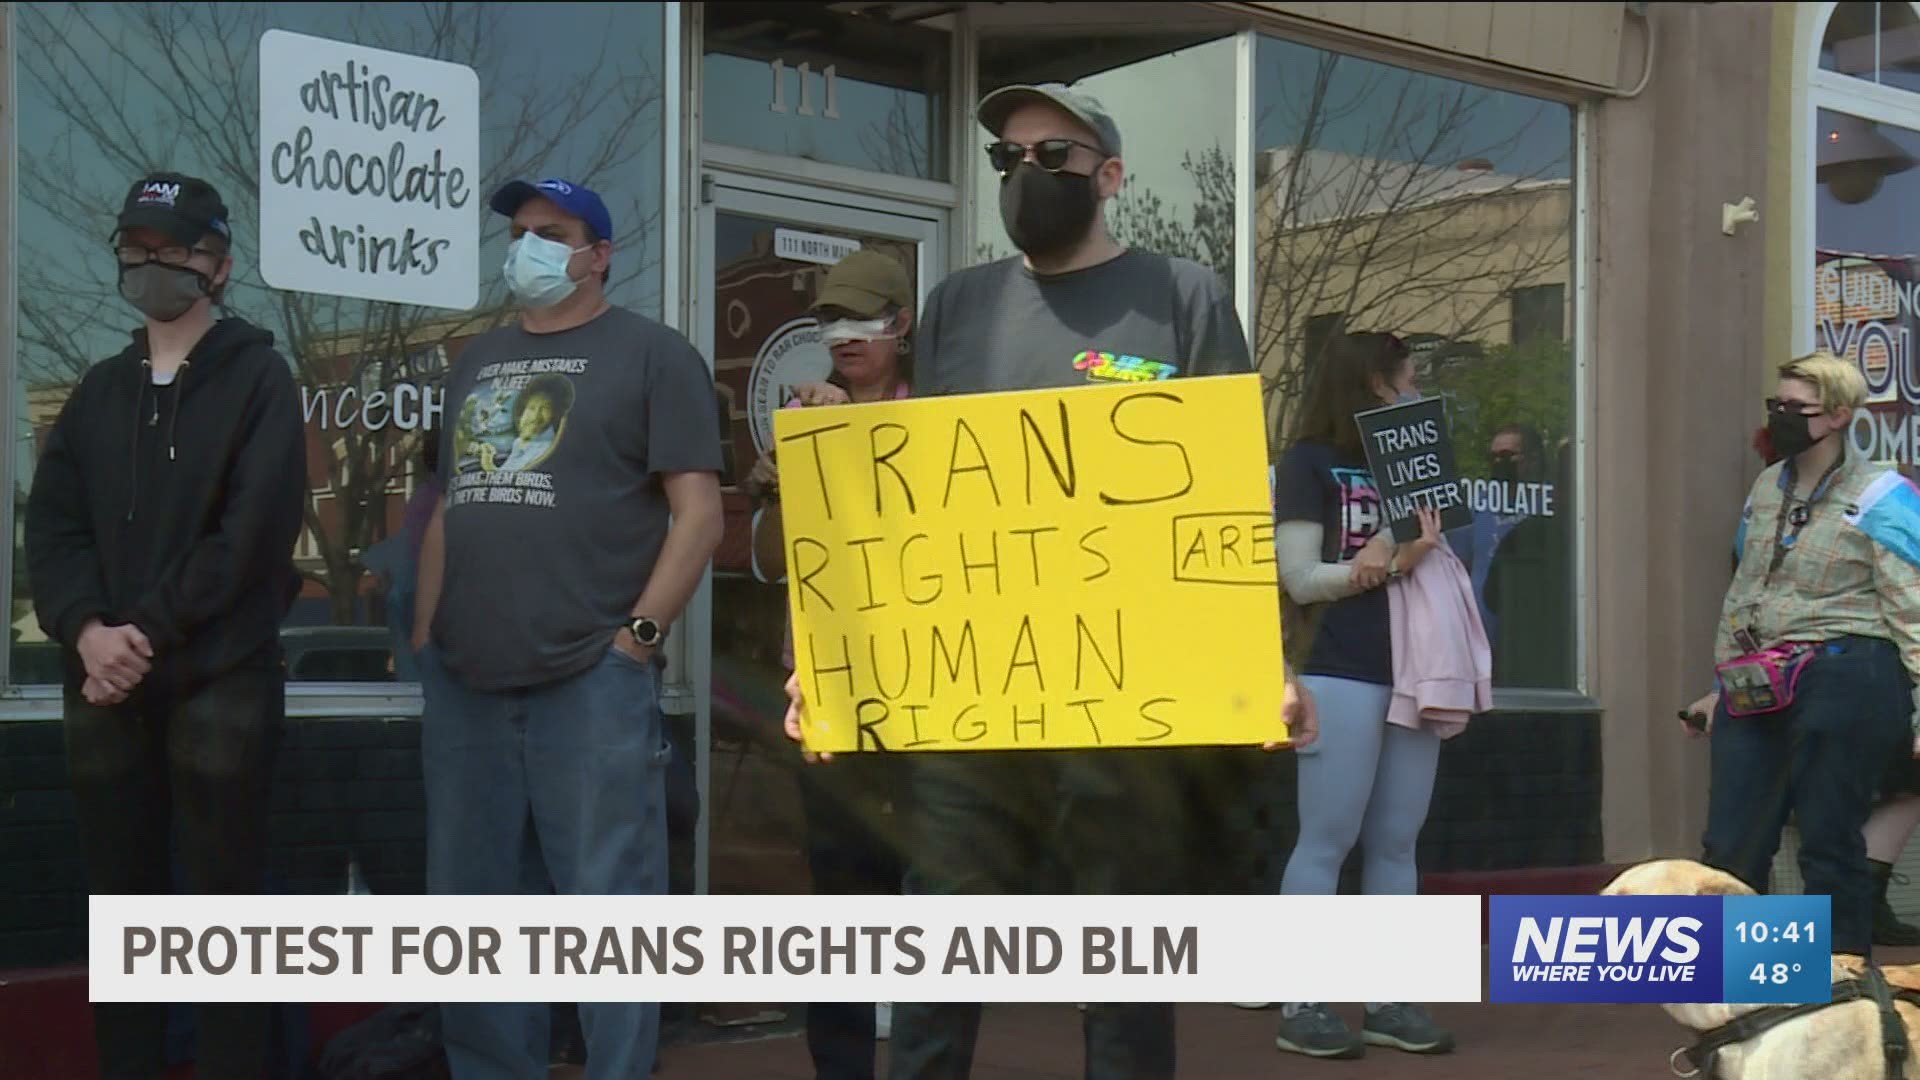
[{"xmin": 769, "ymin": 59, "xmax": 841, "ymax": 119}]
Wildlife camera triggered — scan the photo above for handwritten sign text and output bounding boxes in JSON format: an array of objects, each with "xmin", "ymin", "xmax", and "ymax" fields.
[{"xmin": 776, "ymin": 374, "xmax": 1285, "ymax": 753}]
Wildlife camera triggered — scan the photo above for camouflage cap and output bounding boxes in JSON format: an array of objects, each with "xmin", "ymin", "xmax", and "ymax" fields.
[{"xmin": 977, "ymin": 82, "xmax": 1122, "ymax": 157}]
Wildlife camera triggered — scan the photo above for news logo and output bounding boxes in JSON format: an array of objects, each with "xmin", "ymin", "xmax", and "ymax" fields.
[{"xmin": 1489, "ymin": 895, "xmax": 1830, "ymax": 1005}]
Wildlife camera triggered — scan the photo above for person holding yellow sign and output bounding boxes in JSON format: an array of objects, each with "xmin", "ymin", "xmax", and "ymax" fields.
[
  {"xmin": 749, "ymin": 247, "xmax": 917, "ymax": 1080},
  {"xmin": 779, "ymin": 82, "xmax": 1316, "ymax": 1080}
]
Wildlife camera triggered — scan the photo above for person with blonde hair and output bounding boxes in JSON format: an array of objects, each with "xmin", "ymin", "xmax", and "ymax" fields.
[{"xmin": 1683, "ymin": 350, "xmax": 1920, "ymax": 959}]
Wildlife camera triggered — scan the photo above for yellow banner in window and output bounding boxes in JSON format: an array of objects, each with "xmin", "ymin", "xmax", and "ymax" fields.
[{"xmin": 775, "ymin": 372, "xmax": 1286, "ymax": 753}]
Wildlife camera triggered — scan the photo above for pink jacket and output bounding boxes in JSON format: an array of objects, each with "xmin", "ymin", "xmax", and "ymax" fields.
[{"xmin": 1385, "ymin": 541, "xmax": 1492, "ymax": 738}]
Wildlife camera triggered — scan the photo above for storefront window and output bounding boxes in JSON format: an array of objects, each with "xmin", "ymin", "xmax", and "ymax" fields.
[
  {"xmin": 1822, "ymin": 2, "xmax": 1920, "ymax": 95},
  {"xmin": 973, "ymin": 32, "xmax": 1237, "ymax": 284},
  {"xmin": 1253, "ymin": 34, "xmax": 1579, "ymax": 690},
  {"xmin": 702, "ymin": 3, "xmax": 950, "ymax": 180},
  {"xmin": 1813, "ymin": 108, "xmax": 1920, "ymax": 465},
  {"xmin": 11, "ymin": 2, "xmax": 667, "ymax": 685}
]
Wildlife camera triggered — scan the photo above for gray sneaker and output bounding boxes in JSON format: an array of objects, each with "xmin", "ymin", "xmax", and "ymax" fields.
[
  {"xmin": 1273, "ymin": 1003, "xmax": 1365, "ymax": 1059},
  {"xmin": 1362, "ymin": 1003, "xmax": 1455, "ymax": 1054}
]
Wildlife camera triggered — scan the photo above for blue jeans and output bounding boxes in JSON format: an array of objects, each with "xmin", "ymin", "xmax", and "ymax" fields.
[
  {"xmin": 1702, "ymin": 635, "xmax": 1912, "ymax": 957},
  {"xmin": 421, "ymin": 643, "xmax": 671, "ymax": 1080}
]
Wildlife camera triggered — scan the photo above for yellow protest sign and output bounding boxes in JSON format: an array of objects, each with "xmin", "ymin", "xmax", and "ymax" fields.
[{"xmin": 774, "ymin": 372, "xmax": 1285, "ymax": 753}]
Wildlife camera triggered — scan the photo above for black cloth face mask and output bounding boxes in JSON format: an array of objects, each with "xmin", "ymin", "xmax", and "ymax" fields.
[
  {"xmin": 119, "ymin": 262, "xmax": 210, "ymax": 322},
  {"xmin": 999, "ymin": 162, "xmax": 1100, "ymax": 262},
  {"xmin": 1767, "ymin": 409, "xmax": 1820, "ymax": 460}
]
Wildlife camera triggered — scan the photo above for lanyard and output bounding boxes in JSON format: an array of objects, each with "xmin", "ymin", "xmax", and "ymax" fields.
[{"xmin": 1765, "ymin": 453, "xmax": 1847, "ymax": 581}]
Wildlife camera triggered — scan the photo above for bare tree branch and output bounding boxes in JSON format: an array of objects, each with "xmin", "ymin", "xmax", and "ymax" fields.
[{"xmin": 16, "ymin": 2, "xmax": 666, "ymax": 624}]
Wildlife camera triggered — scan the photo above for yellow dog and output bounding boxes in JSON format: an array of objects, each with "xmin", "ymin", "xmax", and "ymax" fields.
[{"xmin": 1602, "ymin": 859, "xmax": 1920, "ymax": 1078}]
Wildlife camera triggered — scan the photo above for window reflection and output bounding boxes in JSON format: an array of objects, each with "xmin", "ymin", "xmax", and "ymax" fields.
[
  {"xmin": 11, "ymin": 1, "xmax": 667, "ymax": 684},
  {"xmin": 1254, "ymin": 34, "xmax": 1577, "ymax": 690},
  {"xmin": 973, "ymin": 33, "xmax": 1237, "ymax": 285},
  {"xmin": 1816, "ymin": 111, "xmax": 1920, "ymax": 466},
  {"xmin": 1822, "ymin": 2, "xmax": 1920, "ymax": 96},
  {"xmin": 702, "ymin": 3, "xmax": 950, "ymax": 180}
]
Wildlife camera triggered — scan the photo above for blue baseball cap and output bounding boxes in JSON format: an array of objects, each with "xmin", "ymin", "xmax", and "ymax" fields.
[{"xmin": 489, "ymin": 178, "xmax": 614, "ymax": 244}]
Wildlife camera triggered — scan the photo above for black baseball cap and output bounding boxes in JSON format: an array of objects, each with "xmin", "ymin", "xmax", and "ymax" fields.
[{"xmin": 115, "ymin": 172, "xmax": 231, "ymax": 246}]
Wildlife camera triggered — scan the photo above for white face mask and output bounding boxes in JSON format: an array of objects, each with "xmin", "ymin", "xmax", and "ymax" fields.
[
  {"xmin": 818, "ymin": 314, "xmax": 900, "ymax": 346},
  {"xmin": 503, "ymin": 233, "xmax": 589, "ymax": 308}
]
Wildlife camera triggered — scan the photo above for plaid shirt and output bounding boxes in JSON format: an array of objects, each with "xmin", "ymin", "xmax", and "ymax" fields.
[{"xmin": 1718, "ymin": 453, "xmax": 1920, "ymax": 727}]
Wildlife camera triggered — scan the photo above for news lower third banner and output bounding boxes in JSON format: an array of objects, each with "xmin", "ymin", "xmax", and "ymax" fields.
[
  {"xmin": 1490, "ymin": 895, "xmax": 1833, "ymax": 1005},
  {"xmin": 93, "ymin": 895, "xmax": 1481, "ymax": 1004}
]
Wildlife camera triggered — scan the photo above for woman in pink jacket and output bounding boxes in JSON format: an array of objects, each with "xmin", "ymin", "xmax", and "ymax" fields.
[{"xmin": 1268, "ymin": 331, "xmax": 1454, "ymax": 1060}]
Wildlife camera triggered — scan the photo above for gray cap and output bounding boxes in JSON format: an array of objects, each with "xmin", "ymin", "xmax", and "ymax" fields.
[{"xmin": 977, "ymin": 82, "xmax": 1122, "ymax": 158}]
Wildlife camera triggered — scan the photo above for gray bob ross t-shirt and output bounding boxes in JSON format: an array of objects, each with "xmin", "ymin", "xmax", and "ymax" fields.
[
  {"xmin": 915, "ymin": 250, "xmax": 1252, "ymax": 395},
  {"xmin": 433, "ymin": 305, "xmax": 722, "ymax": 691}
]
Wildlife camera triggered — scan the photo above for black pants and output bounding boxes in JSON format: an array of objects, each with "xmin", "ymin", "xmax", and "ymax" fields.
[
  {"xmin": 888, "ymin": 750, "xmax": 1184, "ymax": 1080},
  {"xmin": 64, "ymin": 662, "xmax": 285, "ymax": 1079},
  {"xmin": 1702, "ymin": 635, "xmax": 1911, "ymax": 956},
  {"xmin": 803, "ymin": 756, "xmax": 908, "ymax": 1080}
]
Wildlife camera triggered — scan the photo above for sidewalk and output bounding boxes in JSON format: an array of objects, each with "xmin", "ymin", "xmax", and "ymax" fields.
[
  {"xmin": 648, "ymin": 1000, "xmax": 1689, "ymax": 1078},
  {"xmin": 648, "ymin": 943, "xmax": 1920, "ymax": 1078}
]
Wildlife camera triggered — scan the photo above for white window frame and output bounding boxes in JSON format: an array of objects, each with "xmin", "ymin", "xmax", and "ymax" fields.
[
  {"xmin": 1240, "ymin": 27, "xmax": 1594, "ymax": 708},
  {"xmin": 1794, "ymin": 2, "xmax": 1920, "ymax": 355}
]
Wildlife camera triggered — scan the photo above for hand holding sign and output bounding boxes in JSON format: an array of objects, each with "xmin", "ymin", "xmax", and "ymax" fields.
[
  {"xmin": 1354, "ymin": 397, "xmax": 1474, "ymax": 543},
  {"xmin": 1277, "ymin": 675, "xmax": 1317, "ymax": 750}
]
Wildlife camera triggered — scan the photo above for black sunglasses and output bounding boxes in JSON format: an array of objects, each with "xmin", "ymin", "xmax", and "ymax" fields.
[
  {"xmin": 985, "ymin": 138, "xmax": 1102, "ymax": 176},
  {"xmin": 1764, "ymin": 397, "xmax": 1824, "ymax": 417}
]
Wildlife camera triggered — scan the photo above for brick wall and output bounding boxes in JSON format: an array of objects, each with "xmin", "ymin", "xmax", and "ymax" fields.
[
  {"xmin": 0, "ymin": 717, "xmax": 428, "ymax": 969},
  {"xmin": 0, "ymin": 720, "xmax": 85, "ymax": 968},
  {"xmin": 1, "ymin": 710, "xmax": 1603, "ymax": 969},
  {"xmin": 1217, "ymin": 710, "xmax": 1604, "ymax": 894}
]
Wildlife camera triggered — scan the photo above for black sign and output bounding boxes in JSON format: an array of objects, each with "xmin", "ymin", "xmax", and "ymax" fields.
[{"xmin": 1354, "ymin": 397, "xmax": 1474, "ymax": 543}]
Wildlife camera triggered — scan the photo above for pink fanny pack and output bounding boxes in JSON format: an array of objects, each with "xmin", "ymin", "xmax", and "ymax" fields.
[{"xmin": 1714, "ymin": 643, "xmax": 1818, "ymax": 718}]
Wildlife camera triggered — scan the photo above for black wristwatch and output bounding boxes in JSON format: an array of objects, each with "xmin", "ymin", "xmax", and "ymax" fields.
[{"xmin": 626, "ymin": 616, "xmax": 668, "ymax": 649}]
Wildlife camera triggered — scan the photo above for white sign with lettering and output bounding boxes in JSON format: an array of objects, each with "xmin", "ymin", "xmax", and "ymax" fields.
[
  {"xmin": 775, "ymin": 228, "xmax": 861, "ymax": 267},
  {"xmin": 258, "ymin": 30, "xmax": 480, "ymax": 310}
]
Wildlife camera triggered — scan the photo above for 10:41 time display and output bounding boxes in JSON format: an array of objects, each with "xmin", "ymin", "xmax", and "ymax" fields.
[{"xmin": 1734, "ymin": 921, "xmax": 1818, "ymax": 945}]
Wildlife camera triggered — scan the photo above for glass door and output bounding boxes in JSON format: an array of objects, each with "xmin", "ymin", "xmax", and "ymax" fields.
[{"xmin": 690, "ymin": 178, "xmax": 944, "ymax": 898}]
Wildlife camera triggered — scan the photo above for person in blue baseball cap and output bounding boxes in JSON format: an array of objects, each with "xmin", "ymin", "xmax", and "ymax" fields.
[
  {"xmin": 489, "ymin": 177, "xmax": 616, "ymax": 308},
  {"xmin": 414, "ymin": 174, "xmax": 725, "ymax": 1079}
]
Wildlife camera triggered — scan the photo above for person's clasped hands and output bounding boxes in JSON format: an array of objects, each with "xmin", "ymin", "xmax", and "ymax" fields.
[
  {"xmin": 1348, "ymin": 506, "xmax": 1443, "ymax": 590},
  {"xmin": 76, "ymin": 617, "xmax": 153, "ymax": 706}
]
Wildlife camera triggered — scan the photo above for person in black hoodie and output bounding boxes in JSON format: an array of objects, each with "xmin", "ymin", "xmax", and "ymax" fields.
[{"xmin": 25, "ymin": 171, "xmax": 306, "ymax": 1079}]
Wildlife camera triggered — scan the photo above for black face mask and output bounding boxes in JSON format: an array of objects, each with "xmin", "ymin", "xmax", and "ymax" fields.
[
  {"xmin": 1767, "ymin": 410, "xmax": 1820, "ymax": 460},
  {"xmin": 1490, "ymin": 460, "xmax": 1520, "ymax": 485},
  {"xmin": 118, "ymin": 262, "xmax": 210, "ymax": 322},
  {"xmin": 999, "ymin": 163, "xmax": 1099, "ymax": 261}
]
